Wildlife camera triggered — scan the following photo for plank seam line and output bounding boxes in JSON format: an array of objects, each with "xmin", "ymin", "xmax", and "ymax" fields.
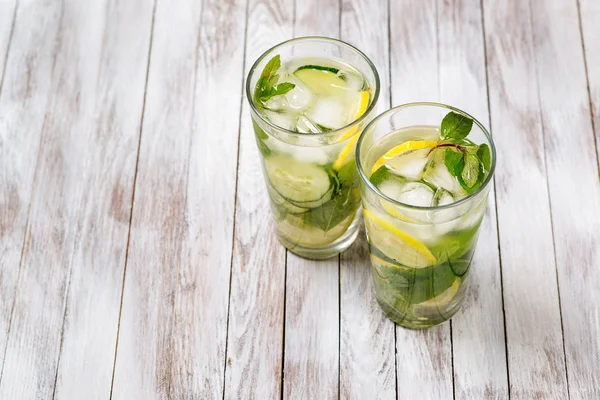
[
  {"xmin": 280, "ymin": 250, "xmax": 288, "ymax": 400},
  {"xmin": 575, "ymin": 0, "xmax": 600, "ymax": 174},
  {"xmin": 386, "ymin": 0, "xmax": 398, "ymax": 396},
  {"xmin": 108, "ymin": 1, "xmax": 158, "ymax": 397},
  {"xmin": 479, "ymin": 0, "xmax": 511, "ymax": 397},
  {"xmin": 0, "ymin": 0, "xmax": 65, "ymax": 386},
  {"xmin": 280, "ymin": 1, "xmax": 298, "ymax": 396},
  {"xmin": 450, "ymin": 321, "xmax": 456, "ymax": 399},
  {"xmin": 222, "ymin": 0, "xmax": 251, "ymax": 397},
  {"xmin": 0, "ymin": 0, "xmax": 17, "ymax": 95},
  {"xmin": 526, "ymin": 0, "xmax": 570, "ymax": 396},
  {"xmin": 0, "ymin": 0, "xmax": 19, "ymax": 385}
]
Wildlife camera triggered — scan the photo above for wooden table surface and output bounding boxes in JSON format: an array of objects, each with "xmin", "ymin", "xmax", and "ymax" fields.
[{"xmin": 0, "ymin": 0, "xmax": 599, "ymax": 398}]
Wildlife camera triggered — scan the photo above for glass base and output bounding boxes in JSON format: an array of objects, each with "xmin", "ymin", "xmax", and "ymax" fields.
[
  {"xmin": 276, "ymin": 210, "xmax": 361, "ymax": 259},
  {"xmin": 376, "ymin": 292, "xmax": 466, "ymax": 329}
]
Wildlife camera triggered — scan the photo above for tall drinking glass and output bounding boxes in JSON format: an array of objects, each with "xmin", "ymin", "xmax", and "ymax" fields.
[
  {"xmin": 246, "ymin": 37, "xmax": 380, "ymax": 259},
  {"xmin": 356, "ymin": 103, "xmax": 496, "ymax": 328}
]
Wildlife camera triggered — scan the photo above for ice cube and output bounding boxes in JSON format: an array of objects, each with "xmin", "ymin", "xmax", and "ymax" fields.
[
  {"xmin": 288, "ymin": 145, "xmax": 330, "ymax": 164},
  {"xmin": 296, "ymin": 115, "xmax": 322, "ymax": 134},
  {"xmin": 262, "ymin": 110, "xmax": 297, "ymax": 131},
  {"xmin": 305, "ymin": 96, "xmax": 348, "ymax": 129},
  {"xmin": 386, "ymin": 148, "xmax": 431, "ymax": 180},
  {"xmin": 432, "ymin": 187, "xmax": 454, "ymax": 207},
  {"xmin": 423, "ymin": 151, "xmax": 467, "ymax": 197},
  {"xmin": 428, "ymin": 188, "xmax": 459, "ymax": 226},
  {"xmin": 340, "ymin": 71, "xmax": 365, "ymax": 91},
  {"xmin": 263, "ymin": 95, "xmax": 288, "ymax": 111},
  {"xmin": 378, "ymin": 180, "xmax": 403, "ymax": 200},
  {"xmin": 397, "ymin": 182, "xmax": 434, "ymax": 207},
  {"xmin": 284, "ymin": 76, "xmax": 313, "ymax": 111}
]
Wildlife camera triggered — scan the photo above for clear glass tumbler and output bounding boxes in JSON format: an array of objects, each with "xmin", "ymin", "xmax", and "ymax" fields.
[
  {"xmin": 356, "ymin": 103, "xmax": 496, "ymax": 328},
  {"xmin": 246, "ymin": 37, "xmax": 380, "ymax": 259}
]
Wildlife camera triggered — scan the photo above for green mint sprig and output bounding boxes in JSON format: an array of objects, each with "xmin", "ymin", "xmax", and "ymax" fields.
[
  {"xmin": 254, "ymin": 55, "xmax": 295, "ymax": 104},
  {"xmin": 430, "ymin": 111, "xmax": 491, "ymax": 194}
]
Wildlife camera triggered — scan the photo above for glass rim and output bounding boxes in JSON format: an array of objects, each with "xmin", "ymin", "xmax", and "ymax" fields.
[
  {"xmin": 245, "ymin": 36, "xmax": 381, "ymax": 139},
  {"xmin": 355, "ymin": 101, "xmax": 497, "ymax": 211}
]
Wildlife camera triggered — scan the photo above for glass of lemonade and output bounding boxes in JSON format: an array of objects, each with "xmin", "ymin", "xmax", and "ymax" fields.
[
  {"xmin": 246, "ymin": 37, "xmax": 380, "ymax": 259},
  {"xmin": 356, "ymin": 103, "xmax": 496, "ymax": 328}
]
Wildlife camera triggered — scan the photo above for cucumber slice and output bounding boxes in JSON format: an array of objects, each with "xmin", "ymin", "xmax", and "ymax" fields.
[
  {"xmin": 294, "ymin": 68, "xmax": 349, "ymax": 96},
  {"xmin": 265, "ymin": 182, "xmax": 309, "ymax": 214},
  {"xmin": 295, "ymin": 65, "xmax": 340, "ymax": 74},
  {"xmin": 264, "ymin": 154, "xmax": 332, "ymax": 204},
  {"xmin": 287, "ymin": 184, "xmax": 334, "ymax": 209}
]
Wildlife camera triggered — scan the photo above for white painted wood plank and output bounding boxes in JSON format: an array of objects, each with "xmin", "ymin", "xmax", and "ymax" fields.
[
  {"xmin": 113, "ymin": 0, "xmax": 246, "ymax": 397},
  {"xmin": 281, "ymin": 1, "xmax": 341, "ymax": 399},
  {"xmin": 0, "ymin": 0, "xmax": 15, "ymax": 83},
  {"xmin": 437, "ymin": 0, "xmax": 509, "ymax": 398},
  {"xmin": 284, "ymin": 254, "xmax": 340, "ymax": 399},
  {"xmin": 110, "ymin": 0, "xmax": 199, "ymax": 398},
  {"xmin": 169, "ymin": 0, "xmax": 247, "ymax": 397},
  {"xmin": 51, "ymin": 1, "xmax": 154, "ymax": 398},
  {"xmin": 578, "ymin": 0, "xmax": 600, "ymax": 162},
  {"xmin": 222, "ymin": 0, "xmax": 291, "ymax": 398},
  {"xmin": 482, "ymin": 0, "xmax": 568, "ymax": 397},
  {"xmin": 530, "ymin": 0, "xmax": 600, "ymax": 397},
  {"xmin": 339, "ymin": 0, "xmax": 396, "ymax": 398},
  {"xmin": 0, "ymin": 0, "xmax": 153, "ymax": 398},
  {"xmin": 0, "ymin": 0, "xmax": 60, "ymax": 377},
  {"xmin": 389, "ymin": 1, "xmax": 453, "ymax": 399}
]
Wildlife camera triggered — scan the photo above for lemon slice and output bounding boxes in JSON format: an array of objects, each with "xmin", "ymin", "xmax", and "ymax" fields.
[
  {"xmin": 418, "ymin": 278, "xmax": 461, "ymax": 307},
  {"xmin": 332, "ymin": 91, "xmax": 370, "ymax": 171},
  {"xmin": 381, "ymin": 201, "xmax": 416, "ymax": 222},
  {"xmin": 363, "ymin": 208, "xmax": 436, "ymax": 268},
  {"xmin": 370, "ymin": 140, "xmax": 438, "ymax": 176}
]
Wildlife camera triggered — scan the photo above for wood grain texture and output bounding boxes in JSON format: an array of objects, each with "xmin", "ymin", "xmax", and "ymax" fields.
[
  {"xmin": 0, "ymin": 0, "xmax": 60, "ymax": 379},
  {"xmin": 280, "ymin": 1, "xmax": 341, "ymax": 399},
  {"xmin": 110, "ymin": 0, "xmax": 203, "ymax": 397},
  {"xmin": 167, "ymin": 0, "xmax": 247, "ymax": 397},
  {"xmin": 339, "ymin": 0, "xmax": 396, "ymax": 398},
  {"xmin": 437, "ymin": 0, "xmax": 508, "ymax": 398},
  {"xmin": 389, "ymin": 1, "xmax": 453, "ymax": 399},
  {"xmin": 578, "ymin": 0, "xmax": 600, "ymax": 163},
  {"xmin": 0, "ymin": 0, "xmax": 152, "ymax": 398},
  {"xmin": 0, "ymin": 0, "xmax": 15, "ymax": 83},
  {"xmin": 0, "ymin": 1, "xmax": 27, "ymax": 381},
  {"xmin": 530, "ymin": 0, "xmax": 600, "ymax": 397},
  {"xmin": 223, "ymin": 0, "xmax": 290, "ymax": 398},
  {"xmin": 482, "ymin": 0, "xmax": 568, "ymax": 398},
  {"xmin": 51, "ymin": 1, "xmax": 154, "ymax": 398}
]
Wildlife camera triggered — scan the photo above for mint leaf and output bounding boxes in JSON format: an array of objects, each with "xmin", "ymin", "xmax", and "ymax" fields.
[
  {"xmin": 477, "ymin": 144, "xmax": 491, "ymax": 172},
  {"xmin": 270, "ymin": 82, "xmax": 295, "ymax": 96},
  {"xmin": 444, "ymin": 148, "xmax": 464, "ymax": 177},
  {"xmin": 441, "ymin": 112, "xmax": 473, "ymax": 140},
  {"xmin": 254, "ymin": 55, "xmax": 295, "ymax": 104},
  {"xmin": 461, "ymin": 153, "xmax": 480, "ymax": 188},
  {"xmin": 303, "ymin": 162, "xmax": 360, "ymax": 231},
  {"xmin": 262, "ymin": 54, "xmax": 281, "ymax": 82}
]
